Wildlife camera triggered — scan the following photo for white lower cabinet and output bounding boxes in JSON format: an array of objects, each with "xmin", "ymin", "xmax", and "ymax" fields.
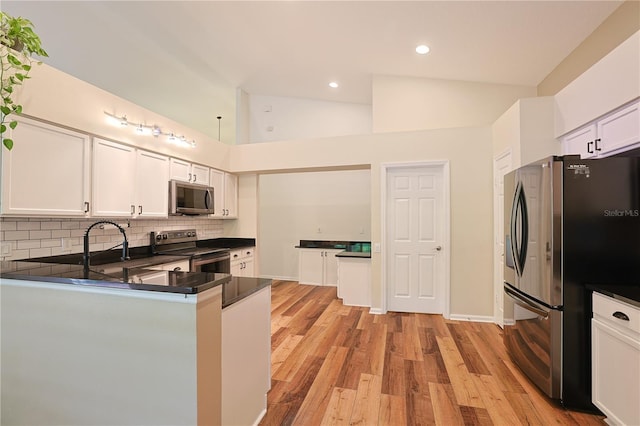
[
  {"xmin": 222, "ymin": 285, "xmax": 271, "ymax": 426},
  {"xmin": 230, "ymin": 247, "xmax": 254, "ymax": 277},
  {"xmin": 592, "ymin": 292, "xmax": 640, "ymax": 426},
  {"xmin": 337, "ymin": 257, "xmax": 371, "ymax": 307},
  {"xmin": 1, "ymin": 116, "xmax": 91, "ymax": 216},
  {"xmin": 298, "ymin": 248, "xmax": 341, "ymax": 286}
]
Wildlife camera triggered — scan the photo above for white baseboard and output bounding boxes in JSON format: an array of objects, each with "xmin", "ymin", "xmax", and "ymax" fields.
[
  {"xmin": 369, "ymin": 308, "xmax": 384, "ymax": 315},
  {"xmin": 448, "ymin": 314, "xmax": 496, "ymax": 323}
]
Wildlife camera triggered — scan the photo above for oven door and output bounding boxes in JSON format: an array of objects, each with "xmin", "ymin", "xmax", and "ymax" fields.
[{"xmin": 191, "ymin": 251, "xmax": 230, "ymax": 274}]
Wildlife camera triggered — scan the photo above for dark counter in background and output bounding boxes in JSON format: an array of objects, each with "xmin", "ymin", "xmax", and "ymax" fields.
[
  {"xmin": 588, "ymin": 284, "xmax": 640, "ymax": 308},
  {"xmin": 296, "ymin": 239, "xmax": 371, "ymax": 252}
]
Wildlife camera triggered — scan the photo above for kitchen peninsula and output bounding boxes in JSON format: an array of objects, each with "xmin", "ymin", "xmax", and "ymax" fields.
[{"xmin": 0, "ymin": 262, "xmax": 271, "ymax": 425}]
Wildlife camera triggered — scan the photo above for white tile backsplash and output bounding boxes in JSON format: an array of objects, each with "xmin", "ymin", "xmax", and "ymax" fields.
[{"xmin": 0, "ymin": 217, "xmax": 225, "ymax": 261}]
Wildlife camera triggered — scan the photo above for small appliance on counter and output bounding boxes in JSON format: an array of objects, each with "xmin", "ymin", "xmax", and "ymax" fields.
[{"xmin": 503, "ymin": 155, "xmax": 640, "ymax": 412}]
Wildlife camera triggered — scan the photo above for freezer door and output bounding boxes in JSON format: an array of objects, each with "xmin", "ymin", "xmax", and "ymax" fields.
[
  {"xmin": 503, "ymin": 283, "xmax": 562, "ymax": 399},
  {"xmin": 504, "ymin": 157, "xmax": 562, "ymax": 307}
]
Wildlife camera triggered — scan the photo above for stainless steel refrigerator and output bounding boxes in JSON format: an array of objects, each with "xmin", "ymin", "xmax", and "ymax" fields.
[{"xmin": 503, "ymin": 155, "xmax": 640, "ymax": 411}]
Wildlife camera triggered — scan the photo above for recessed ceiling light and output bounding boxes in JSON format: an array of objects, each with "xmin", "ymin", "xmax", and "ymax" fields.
[
  {"xmin": 329, "ymin": 81, "xmax": 339, "ymax": 88},
  {"xmin": 416, "ymin": 44, "xmax": 430, "ymax": 55}
]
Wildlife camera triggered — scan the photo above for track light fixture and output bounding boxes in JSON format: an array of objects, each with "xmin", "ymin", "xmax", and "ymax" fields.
[{"xmin": 103, "ymin": 111, "xmax": 196, "ymax": 148}]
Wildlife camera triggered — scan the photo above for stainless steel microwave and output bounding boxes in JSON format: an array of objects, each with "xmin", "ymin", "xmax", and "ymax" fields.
[{"xmin": 169, "ymin": 180, "xmax": 214, "ymax": 215}]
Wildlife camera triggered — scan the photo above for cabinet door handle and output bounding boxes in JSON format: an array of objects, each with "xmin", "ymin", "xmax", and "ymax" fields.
[
  {"xmin": 612, "ymin": 311, "xmax": 630, "ymax": 321},
  {"xmin": 131, "ymin": 205, "xmax": 135, "ymax": 215},
  {"xmin": 595, "ymin": 138, "xmax": 602, "ymax": 152},
  {"xmin": 84, "ymin": 201, "xmax": 90, "ymax": 213},
  {"xmin": 193, "ymin": 174, "xmax": 197, "ymax": 182},
  {"xmin": 587, "ymin": 141, "xmax": 594, "ymax": 153},
  {"xmin": 188, "ymin": 173, "xmax": 192, "ymax": 182},
  {"xmin": 173, "ymin": 267, "xmax": 182, "ymax": 271},
  {"xmin": 138, "ymin": 205, "xmax": 143, "ymax": 215}
]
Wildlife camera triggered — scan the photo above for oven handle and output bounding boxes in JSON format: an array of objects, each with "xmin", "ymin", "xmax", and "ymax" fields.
[{"xmin": 190, "ymin": 252, "xmax": 230, "ymax": 267}]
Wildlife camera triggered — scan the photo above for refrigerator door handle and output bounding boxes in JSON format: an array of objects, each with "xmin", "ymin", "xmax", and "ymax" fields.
[
  {"xmin": 505, "ymin": 286, "xmax": 548, "ymax": 318},
  {"xmin": 510, "ymin": 181, "xmax": 529, "ymax": 277}
]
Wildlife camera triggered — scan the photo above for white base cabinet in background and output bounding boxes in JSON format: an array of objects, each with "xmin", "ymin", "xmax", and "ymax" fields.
[
  {"xmin": 222, "ymin": 285, "xmax": 271, "ymax": 426},
  {"xmin": 298, "ymin": 248, "xmax": 341, "ymax": 286},
  {"xmin": 591, "ymin": 292, "xmax": 640, "ymax": 426},
  {"xmin": 230, "ymin": 247, "xmax": 254, "ymax": 277},
  {"xmin": 1, "ymin": 116, "xmax": 91, "ymax": 216},
  {"xmin": 337, "ymin": 257, "xmax": 371, "ymax": 307}
]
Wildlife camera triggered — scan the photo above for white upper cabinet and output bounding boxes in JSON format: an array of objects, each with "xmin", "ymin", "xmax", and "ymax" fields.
[
  {"xmin": 92, "ymin": 138, "xmax": 137, "ymax": 217},
  {"xmin": 169, "ymin": 158, "xmax": 209, "ymax": 185},
  {"xmin": 93, "ymin": 138, "xmax": 169, "ymax": 218},
  {"xmin": 1, "ymin": 117, "xmax": 90, "ymax": 216},
  {"xmin": 210, "ymin": 169, "xmax": 238, "ymax": 219},
  {"xmin": 135, "ymin": 150, "xmax": 169, "ymax": 218},
  {"xmin": 562, "ymin": 100, "xmax": 640, "ymax": 159}
]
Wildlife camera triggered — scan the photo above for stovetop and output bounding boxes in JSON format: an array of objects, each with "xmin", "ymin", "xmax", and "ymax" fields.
[{"xmin": 151, "ymin": 229, "xmax": 229, "ymax": 258}]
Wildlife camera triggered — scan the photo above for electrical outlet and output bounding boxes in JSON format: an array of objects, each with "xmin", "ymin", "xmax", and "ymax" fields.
[
  {"xmin": 373, "ymin": 242, "xmax": 381, "ymax": 253},
  {"xmin": 317, "ymin": 227, "xmax": 322, "ymax": 233},
  {"xmin": 61, "ymin": 238, "xmax": 72, "ymax": 252}
]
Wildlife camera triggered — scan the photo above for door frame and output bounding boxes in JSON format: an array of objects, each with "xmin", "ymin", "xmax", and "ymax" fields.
[
  {"xmin": 493, "ymin": 148, "xmax": 512, "ymax": 326},
  {"xmin": 381, "ymin": 161, "xmax": 451, "ymax": 318}
]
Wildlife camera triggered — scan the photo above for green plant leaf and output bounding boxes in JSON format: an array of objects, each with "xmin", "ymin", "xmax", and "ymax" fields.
[
  {"xmin": 9, "ymin": 120, "xmax": 17, "ymax": 129},
  {"xmin": 13, "ymin": 105, "xmax": 22, "ymax": 114},
  {"xmin": 6, "ymin": 54, "xmax": 21, "ymax": 66},
  {"xmin": 5, "ymin": 86, "xmax": 12, "ymax": 94},
  {"xmin": 15, "ymin": 73, "xmax": 25, "ymax": 82},
  {"xmin": 22, "ymin": 64, "xmax": 31, "ymax": 71},
  {"xmin": 0, "ymin": 106, "xmax": 10, "ymax": 115},
  {"xmin": 3, "ymin": 138, "xmax": 14, "ymax": 150},
  {"xmin": 0, "ymin": 124, "xmax": 6, "ymax": 133}
]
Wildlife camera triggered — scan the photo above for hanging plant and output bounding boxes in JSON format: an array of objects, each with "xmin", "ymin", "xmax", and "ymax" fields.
[{"xmin": 0, "ymin": 11, "xmax": 48, "ymax": 150}]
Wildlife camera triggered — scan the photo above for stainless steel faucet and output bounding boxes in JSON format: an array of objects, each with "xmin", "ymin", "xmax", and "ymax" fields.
[{"xmin": 83, "ymin": 220, "xmax": 130, "ymax": 271}]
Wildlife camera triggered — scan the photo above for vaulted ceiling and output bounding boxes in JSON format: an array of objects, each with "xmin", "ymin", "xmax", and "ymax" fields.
[{"xmin": 4, "ymin": 1, "xmax": 622, "ymax": 142}]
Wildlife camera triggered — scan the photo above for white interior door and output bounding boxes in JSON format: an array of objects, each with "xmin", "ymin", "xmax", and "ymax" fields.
[
  {"xmin": 386, "ymin": 165, "xmax": 447, "ymax": 314},
  {"xmin": 493, "ymin": 151, "xmax": 511, "ymax": 326}
]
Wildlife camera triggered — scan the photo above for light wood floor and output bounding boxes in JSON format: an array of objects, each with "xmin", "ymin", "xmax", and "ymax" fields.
[{"xmin": 259, "ymin": 281, "xmax": 606, "ymax": 426}]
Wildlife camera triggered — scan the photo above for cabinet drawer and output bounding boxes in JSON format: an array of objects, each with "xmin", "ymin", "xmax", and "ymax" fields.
[
  {"xmin": 231, "ymin": 247, "xmax": 254, "ymax": 261},
  {"xmin": 593, "ymin": 292, "xmax": 640, "ymax": 336}
]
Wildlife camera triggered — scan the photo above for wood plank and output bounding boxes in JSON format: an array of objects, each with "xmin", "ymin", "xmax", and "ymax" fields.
[
  {"xmin": 429, "ymin": 382, "xmax": 466, "ymax": 426},
  {"xmin": 379, "ymin": 394, "xmax": 407, "ymax": 426},
  {"xmin": 349, "ymin": 373, "xmax": 382, "ymax": 425},
  {"xmin": 405, "ymin": 390, "xmax": 435, "ymax": 425},
  {"xmin": 471, "ymin": 373, "xmax": 522, "ymax": 425},
  {"xmin": 292, "ymin": 345, "xmax": 349, "ymax": 425},
  {"xmin": 319, "ymin": 387, "xmax": 356, "ymax": 426},
  {"xmin": 437, "ymin": 336, "xmax": 485, "ymax": 408},
  {"xmin": 447, "ymin": 322, "xmax": 491, "ymax": 375},
  {"xmin": 271, "ymin": 334, "xmax": 304, "ymax": 377},
  {"xmin": 402, "ymin": 315, "xmax": 424, "ymax": 361},
  {"xmin": 381, "ymin": 352, "xmax": 405, "ymax": 396},
  {"xmin": 459, "ymin": 405, "xmax": 494, "ymax": 426}
]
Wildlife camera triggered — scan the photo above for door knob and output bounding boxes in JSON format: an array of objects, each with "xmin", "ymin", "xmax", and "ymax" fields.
[{"xmin": 435, "ymin": 246, "xmax": 442, "ymax": 251}]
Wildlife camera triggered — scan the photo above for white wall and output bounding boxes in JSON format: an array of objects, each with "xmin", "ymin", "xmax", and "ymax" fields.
[
  {"xmin": 258, "ymin": 170, "xmax": 371, "ymax": 280},
  {"xmin": 554, "ymin": 30, "xmax": 640, "ymax": 137},
  {"xmin": 372, "ymin": 75, "xmax": 536, "ymax": 133},
  {"xmin": 230, "ymin": 127, "xmax": 494, "ymax": 318},
  {"xmin": 248, "ymin": 95, "xmax": 372, "ymax": 143},
  {"xmin": 11, "ymin": 62, "xmax": 231, "ymax": 170}
]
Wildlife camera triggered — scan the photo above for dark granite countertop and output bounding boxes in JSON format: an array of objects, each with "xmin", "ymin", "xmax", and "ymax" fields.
[
  {"xmin": 222, "ymin": 276, "xmax": 271, "ymax": 308},
  {"xmin": 0, "ymin": 261, "xmax": 231, "ymax": 295},
  {"xmin": 588, "ymin": 284, "xmax": 640, "ymax": 309},
  {"xmin": 336, "ymin": 251, "xmax": 372, "ymax": 259}
]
